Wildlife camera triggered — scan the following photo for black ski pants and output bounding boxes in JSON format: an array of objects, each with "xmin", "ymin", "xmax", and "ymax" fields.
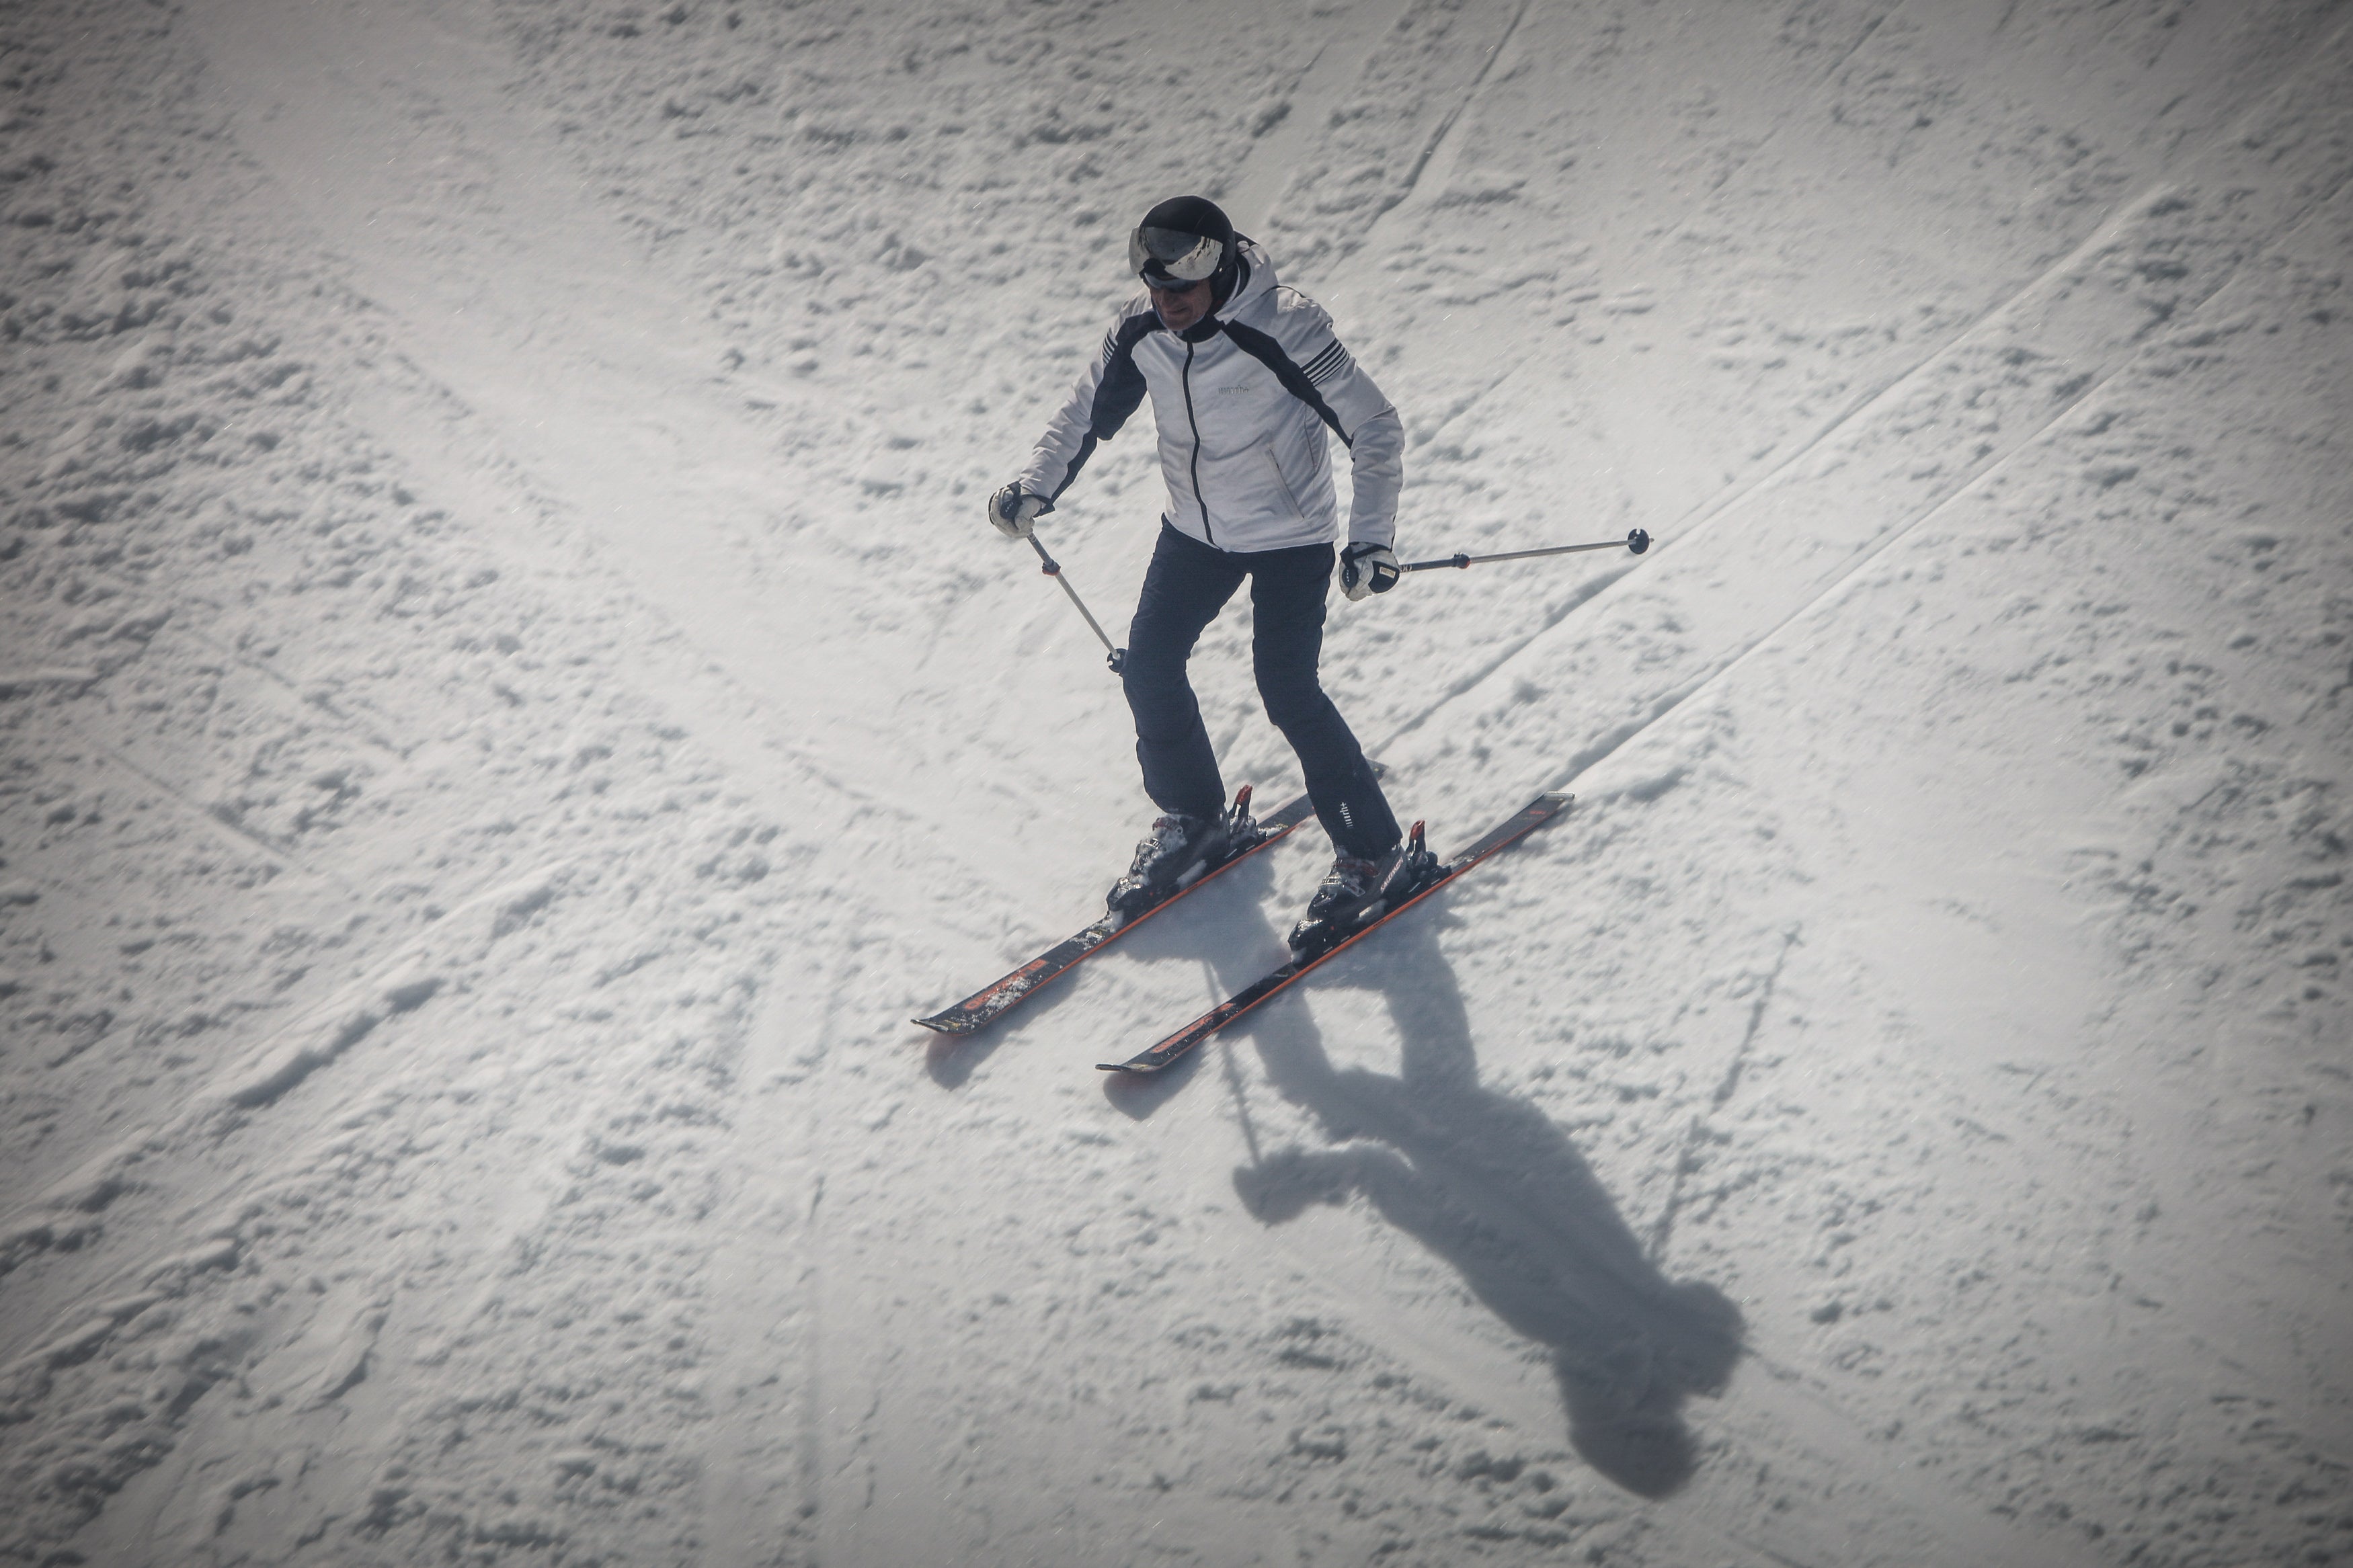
[{"xmin": 1122, "ymin": 522, "xmax": 1400, "ymax": 860}]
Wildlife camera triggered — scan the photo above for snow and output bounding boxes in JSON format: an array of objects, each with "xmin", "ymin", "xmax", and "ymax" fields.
[{"xmin": 2, "ymin": 0, "xmax": 2348, "ymax": 1563}]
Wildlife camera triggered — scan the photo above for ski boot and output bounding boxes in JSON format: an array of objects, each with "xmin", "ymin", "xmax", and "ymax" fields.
[
  {"xmin": 1287, "ymin": 821, "xmax": 1439, "ymax": 956},
  {"xmin": 1106, "ymin": 788, "xmax": 1258, "ymax": 921},
  {"xmin": 1305, "ymin": 852, "xmax": 1383, "ymax": 924}
]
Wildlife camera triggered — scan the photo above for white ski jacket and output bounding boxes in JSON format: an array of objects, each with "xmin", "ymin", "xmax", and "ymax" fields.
[{"xmin": 1017, "ymin": 239, "xmax": 1403, "ymax": 554}]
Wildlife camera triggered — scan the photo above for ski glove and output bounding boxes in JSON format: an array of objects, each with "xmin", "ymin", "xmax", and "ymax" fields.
[
  {"xmin": 1338, "ymin": 542, "xmax": 1400, "ymax": 602},
  {"xmin": 988, "ymin": 483, "xmax": 1047, "ymax": 539}
]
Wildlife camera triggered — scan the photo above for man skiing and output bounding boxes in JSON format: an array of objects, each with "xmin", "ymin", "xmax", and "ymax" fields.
[{"xmin": 988, "ymin": 195, "xmax": 1407, "ymax": 930}]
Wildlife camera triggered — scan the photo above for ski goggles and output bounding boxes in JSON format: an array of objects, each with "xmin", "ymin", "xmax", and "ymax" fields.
[{"xmin": 1129, "ymin": 224, "xmax": 1223, "ymax": 287}]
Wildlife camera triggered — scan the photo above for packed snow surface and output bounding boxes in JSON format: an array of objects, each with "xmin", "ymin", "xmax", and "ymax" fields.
[{"xmin": 2, "ymin": 0, "xmax": 2349, "ymax": 1563}]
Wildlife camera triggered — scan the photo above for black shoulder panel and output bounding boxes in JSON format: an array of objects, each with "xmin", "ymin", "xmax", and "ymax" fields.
[
  {"xmin": 1221, "ymin": 320, "xmax": 1351, "ymax": 447},
  {"xmin": 1052, "ymin": 311, "xmax": 1159, "ymax": 501},
  {"xmin": 1090, "ymin": 312, "xmax": 1158, "ymax": 438}
]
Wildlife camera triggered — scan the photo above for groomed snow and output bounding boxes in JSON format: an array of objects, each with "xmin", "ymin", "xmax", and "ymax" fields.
[{"xmin": 1, "ymin": 0, "xmax": 2348, "ymax": 1563}]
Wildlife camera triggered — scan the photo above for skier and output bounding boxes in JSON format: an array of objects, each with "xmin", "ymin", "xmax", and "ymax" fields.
[{"xmin": 987, "ymin": 195, "xmax": 1407, "ymax": 927}]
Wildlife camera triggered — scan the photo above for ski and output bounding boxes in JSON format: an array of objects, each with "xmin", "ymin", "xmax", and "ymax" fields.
[
  {"xmin": 914, "ymin": 784, "xmax": 1317, "ymax": 1037},
  {"xmin": 1097, "ymin": 792, "xmax": 1572, "ymax": 1074}
]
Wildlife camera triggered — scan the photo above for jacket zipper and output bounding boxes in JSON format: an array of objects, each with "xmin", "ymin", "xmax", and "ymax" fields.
[{"xmin": 1180, "ymin": 339, "xmax": 1213, "ymax": 545}]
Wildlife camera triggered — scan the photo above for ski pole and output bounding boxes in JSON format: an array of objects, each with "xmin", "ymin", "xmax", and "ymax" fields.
[
  {"xmin": 1028, "ymin": 532, "xmax": 1127, "ymax": 675},
  {"xmin": 1398, "ymin": 527, "xmax": 1651, "ymax": 573}
]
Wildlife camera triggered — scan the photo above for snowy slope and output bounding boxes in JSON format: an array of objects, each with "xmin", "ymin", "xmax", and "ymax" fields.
[{"xmin": 2, "ymin": 0, "xmax": 2348, "ymax": 1564}]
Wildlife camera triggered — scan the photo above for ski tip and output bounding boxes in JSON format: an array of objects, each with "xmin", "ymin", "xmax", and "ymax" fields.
[
  {"xmin": 913, "ymin": 1014, "xmax": 975, "ymax": 1036},
  {"xmin": 1099, "ymin": 1055, "xmax": 1171, "ymax": 1073}
]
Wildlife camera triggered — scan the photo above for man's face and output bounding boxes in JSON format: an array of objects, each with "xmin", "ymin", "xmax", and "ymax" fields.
[{"xmin": 1150, "ymin": 278, "xmax": 1213, "ymax": 331}]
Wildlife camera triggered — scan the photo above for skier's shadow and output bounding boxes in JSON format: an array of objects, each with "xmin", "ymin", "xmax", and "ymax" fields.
[{"xmin": 1115, "ymin": 904, "xmax": 1745, "ymax": 1499}]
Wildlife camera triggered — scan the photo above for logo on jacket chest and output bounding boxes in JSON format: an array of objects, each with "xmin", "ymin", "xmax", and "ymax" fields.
[{"xmin": 1174, "ymin": 358, "xmax": 1259, "ymax": 397}]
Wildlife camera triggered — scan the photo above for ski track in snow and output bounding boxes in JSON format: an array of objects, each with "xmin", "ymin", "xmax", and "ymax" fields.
[
  {"xmin": 1, "ymin": 0, "xmax": 2348, "ymax": 1564},
  {"xmin": 1363, "ymin": 3, "xmax": 2353, "ymax": 807}
]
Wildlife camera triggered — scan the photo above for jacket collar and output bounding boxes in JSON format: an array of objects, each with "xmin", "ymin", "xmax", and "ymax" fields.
[{"xmin": 1222, "ymin": 237, "xmax": 1275, "ymax": 313}]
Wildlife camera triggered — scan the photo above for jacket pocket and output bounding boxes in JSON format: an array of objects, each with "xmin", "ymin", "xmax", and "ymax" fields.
[{"xmin": 1263, "ymin": 442, "xmax": 1306, "ymax": 520}]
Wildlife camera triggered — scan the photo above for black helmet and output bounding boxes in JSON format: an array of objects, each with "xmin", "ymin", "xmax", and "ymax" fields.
[{"xmin": 1129, "ymin": 195, "xmax": 1242, "ymax": 304}]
